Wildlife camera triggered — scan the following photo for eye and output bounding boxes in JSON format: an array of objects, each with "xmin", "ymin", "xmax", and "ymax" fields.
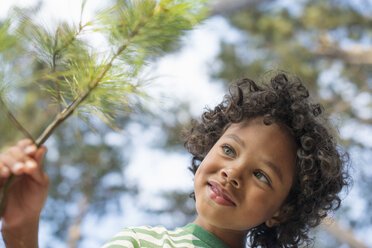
[
  {"xmin": 253, "ymin": 171, "xmax": 271, "ymax": 185},
  {"xmin": 222, "ymin": 144, "xmax": 236, "ymax": 158}
]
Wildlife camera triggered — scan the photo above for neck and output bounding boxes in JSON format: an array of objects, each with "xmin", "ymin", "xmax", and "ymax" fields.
[{"xmin": 193, "ymin": 216, "xmax": 248, "ymax": 248}]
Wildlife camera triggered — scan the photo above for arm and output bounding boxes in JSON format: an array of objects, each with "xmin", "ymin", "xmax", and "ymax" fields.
[
  {"xmin": 2, "ymin": 218, "xmax": 40, "ymax": 248},
  {"xmin": 0, "ymin": 139, "xmax": 49, "ymax": 248}
]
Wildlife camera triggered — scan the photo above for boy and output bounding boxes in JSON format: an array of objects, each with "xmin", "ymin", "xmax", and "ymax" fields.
[{"xmin": 0, "ymin": 73, "xmax": 350, "ymax": 247}]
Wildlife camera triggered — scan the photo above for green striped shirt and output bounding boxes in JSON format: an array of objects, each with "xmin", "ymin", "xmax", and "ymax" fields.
[{"xmin": 102, "ymin": 223, "xmax": 230, "ymax": 248}]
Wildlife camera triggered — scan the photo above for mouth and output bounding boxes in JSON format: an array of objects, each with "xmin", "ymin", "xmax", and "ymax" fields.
[{"xmin": 207, "ymin": 181, "xmax": 236, "ymax": 206}]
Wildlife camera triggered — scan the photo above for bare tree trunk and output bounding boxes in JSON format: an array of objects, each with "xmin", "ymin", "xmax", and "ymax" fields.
[{"xmin": 67, "ymin": 197, "xmax": 89, "ymax": 248}]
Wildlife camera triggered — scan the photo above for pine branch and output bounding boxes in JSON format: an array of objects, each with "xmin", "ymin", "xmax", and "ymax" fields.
[
  {"xmin": 0, "ymin": 4, "xmax": 160, "ymax": 216},
  {"xmin": 52, "ymin": 23, "xmax": 87, "ymax": 113},
  {"xmin": 0, "ymin": 0, "xmax": 205, "ymax": 219},
  {"xmin": 35, "ymin": 19, "xmax": 145, "ymax": 147}
]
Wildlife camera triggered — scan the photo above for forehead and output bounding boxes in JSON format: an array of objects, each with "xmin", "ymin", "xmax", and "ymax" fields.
[{"xmin": 224, "ymin": 118, "xmax": 295, "ymax": 146}]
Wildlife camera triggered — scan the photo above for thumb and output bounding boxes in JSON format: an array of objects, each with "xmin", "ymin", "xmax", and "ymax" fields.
[
  {"xmin": 34, "ymin": 146, "xmax": 47, "ymax": 168},
  {"xmin": 27, "ymin": 146, "xmax": 48, "ymax": 185}
]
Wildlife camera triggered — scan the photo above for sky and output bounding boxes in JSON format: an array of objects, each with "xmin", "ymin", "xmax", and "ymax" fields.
[{"xmin": 1, "ymin": 1, "xmax": 371, "ymax": 247}]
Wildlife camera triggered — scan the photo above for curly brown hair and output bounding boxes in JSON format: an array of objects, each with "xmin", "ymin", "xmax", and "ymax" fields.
[{"xmin": 184, "ymin": 73, "xmax": 351, "ymax": 247}]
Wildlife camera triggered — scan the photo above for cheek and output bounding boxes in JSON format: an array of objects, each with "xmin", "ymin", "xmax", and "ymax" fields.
[
  {"xmin": 193, "ymin": 168, "xmax": 206, "ymax": 198},
  {"xmin": 194, "ymin": 159, "xmax": 213, "ymax": 181},
  {"xmin": 193, "ymin": 172, "xmax": 208, "ymax": 217},
  {"xmin": 194, "ymin": 170, "xmax": 201, "ymax": 190},
  {"xmin": 240, "ymin": 190, "xmax": 280, "ymax": 221}
]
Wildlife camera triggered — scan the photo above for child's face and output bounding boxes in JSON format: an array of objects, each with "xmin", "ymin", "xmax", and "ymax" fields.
[{"xmin": 194, "ymin": 117, "xmax": 297, "ymax": 232}]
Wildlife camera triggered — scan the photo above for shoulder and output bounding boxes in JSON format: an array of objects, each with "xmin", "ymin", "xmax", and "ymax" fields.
[
  {"xmin": 101, "ymin": 226, "xmax": 142, "ymax": 248},
  {"xmin": 101, "ymin": 225, "xmax": 202, "ymax": 248}
]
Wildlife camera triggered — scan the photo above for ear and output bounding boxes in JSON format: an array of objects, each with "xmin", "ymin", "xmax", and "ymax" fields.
[{"xmin": 265, "ymin": 210, "xmax": 285, "ymax": 228}]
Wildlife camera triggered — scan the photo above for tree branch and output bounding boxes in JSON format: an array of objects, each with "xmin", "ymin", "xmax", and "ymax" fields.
[
  {"xmin": 321, "ymin": 217, "xmax": 369, "ymax": 248},
  {"xmin": 0, "ymin": 10, "xmax": 153, "ymax": 217},
  {"xmin": 35, "ymin": 17, "xmax": 148, "ymax": 146},
  {"xmin": 314, "ymin": 35, "xmax": 372, "ymax": 65}
]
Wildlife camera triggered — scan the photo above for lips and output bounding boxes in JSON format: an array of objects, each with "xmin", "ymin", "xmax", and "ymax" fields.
[{"xmin": 207, "ymin": 181, "xmax": 236, "ymax": 206}]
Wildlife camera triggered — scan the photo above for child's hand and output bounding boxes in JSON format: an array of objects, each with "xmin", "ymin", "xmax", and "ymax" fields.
[{"xmin": 0, "ymin": 139, "xmax": 49, "ymax": 229}]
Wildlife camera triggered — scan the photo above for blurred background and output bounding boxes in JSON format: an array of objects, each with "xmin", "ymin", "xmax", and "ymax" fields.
[{"xmin": 0, "ymin": 0, "xmax": 371, "ymax": 247}]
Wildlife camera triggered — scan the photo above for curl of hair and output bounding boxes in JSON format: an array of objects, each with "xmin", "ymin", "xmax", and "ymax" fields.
[{"xmin": 184, "ymin": 73, "xmax": 351, "ymax": 247}]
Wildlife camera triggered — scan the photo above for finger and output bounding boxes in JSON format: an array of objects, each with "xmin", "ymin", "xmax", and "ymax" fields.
[
  {"xmin": 23, "ymin": 159, "xmax": 38, "ymax": 175},
  {"xmin": 0, "ymin": 161, "xmax": 11, "ymax": 178},
  {"xmin": 25, "ymin": 146, "xmax": 47, "ymax": 184},
  {"xmin": 34, "ymin": 146, "xmax": 47, "ymax": 169},
  {"xmin": 16, "ymin": 139, "xmax": 34, "ymax": 149},
  {"xmin": 0, "ymin": 154, "xmax": 25, "ymax": 175},
  {"xmin": 7, "ymin": 146, "xmax": 26, "ymax": 162},
  {"xmin": 24, "ymin": 144, "xmax": 37, "ymax": 156},
  {"xmin": 17, "ymin": 139, "xmax": 37, "ymax": 157}
]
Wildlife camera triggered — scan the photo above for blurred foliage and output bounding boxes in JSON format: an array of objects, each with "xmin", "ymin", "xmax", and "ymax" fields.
[
  {"xmin": 0, "ymin": 0, "xmax": 208, "ymax": 246},
  {"xmin": 212, "ymin": 0, "xmax": 372, "ymax": 246},
  {"xmin": 158, "ymin": 0, "xmax": 372, "ymax": 247}
]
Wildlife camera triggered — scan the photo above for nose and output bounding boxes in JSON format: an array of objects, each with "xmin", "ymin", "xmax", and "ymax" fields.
[{"xmin": 220, "ymin": 168, "xmax": 242, "ymax": 188}]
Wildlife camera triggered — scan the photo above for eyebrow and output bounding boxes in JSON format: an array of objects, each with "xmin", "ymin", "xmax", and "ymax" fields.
[
  {"xmin": 263, "ymin": 160, "xmax": 283, "ymax": 183},
  {"xmin": 225, "ymin": 134, "xmax": 246, "ymax": 148}
]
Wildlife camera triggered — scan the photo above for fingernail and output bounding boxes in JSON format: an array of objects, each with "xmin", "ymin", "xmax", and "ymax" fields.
[
  {"xmin": 25, "ymin": 145, "xmax": 36, "ymax": 154},
  {"xmin": 25, "ymin": 160, "xmax": 37, "ymax": 169},
  {"xmin": 13, "ymin": 162, "xmax": 24, "ymax": 173}
]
